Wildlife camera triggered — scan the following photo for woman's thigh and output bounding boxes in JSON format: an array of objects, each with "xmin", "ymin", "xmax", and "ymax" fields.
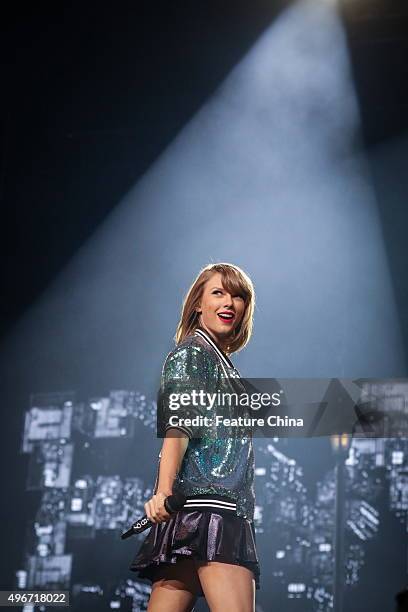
[
  {"xmin": 147, "ymin": 558, "xmax": 200, "ymax": 612},
  {"xmin": 195, "ymin": 561, "xmax": 255, "ymax": 612}
]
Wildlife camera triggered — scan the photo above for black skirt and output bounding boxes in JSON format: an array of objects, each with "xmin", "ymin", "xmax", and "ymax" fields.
[{"xmin": 129, "ymin": 494, "xmax": 260, "ymax": 596}]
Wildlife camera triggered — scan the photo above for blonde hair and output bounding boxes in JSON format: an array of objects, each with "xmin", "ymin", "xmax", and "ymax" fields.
[{"xmin": 175, "ymin": 263, "xmax": 255, "ymax": 355}]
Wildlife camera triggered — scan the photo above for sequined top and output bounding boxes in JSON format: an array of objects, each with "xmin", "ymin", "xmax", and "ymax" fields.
[{"xmin": 159, "ymin": 327, "xmax": 255, "ymax": 521}]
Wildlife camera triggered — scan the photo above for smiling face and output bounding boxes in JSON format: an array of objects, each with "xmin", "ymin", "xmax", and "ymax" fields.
[{"xmin": 195, "ymin": 272, "xmax": 246, "ymax": 351}]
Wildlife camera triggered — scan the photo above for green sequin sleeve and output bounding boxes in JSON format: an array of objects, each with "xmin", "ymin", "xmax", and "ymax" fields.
[{"xmin": 158, "ymin": 344, "xmax": 219, "ymax": 439}]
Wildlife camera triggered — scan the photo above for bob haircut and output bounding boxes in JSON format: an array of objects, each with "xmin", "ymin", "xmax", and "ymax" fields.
[{"xmin": 175, "ymin": 262, "xmax": 255, "ymax": 355}]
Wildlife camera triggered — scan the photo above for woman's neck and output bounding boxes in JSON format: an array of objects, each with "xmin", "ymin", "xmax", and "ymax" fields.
[{"xmin": 196, "ymin": 323, "xmax": 230, "ymax": 356}]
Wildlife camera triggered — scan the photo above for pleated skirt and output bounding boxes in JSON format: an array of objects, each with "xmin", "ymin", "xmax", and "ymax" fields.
[{"xmin": 129, "ymin": 496, "xmax": 260, "ymax": 596}]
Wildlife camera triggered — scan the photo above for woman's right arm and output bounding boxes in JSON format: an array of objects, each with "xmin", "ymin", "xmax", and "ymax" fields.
[
  {"xmin": 144, "ymin": 428, "xmax": 189, "ymax": 524},
  {"xmin": 144, "ymin": 344, "xmax": 213, "ymax": 523}
]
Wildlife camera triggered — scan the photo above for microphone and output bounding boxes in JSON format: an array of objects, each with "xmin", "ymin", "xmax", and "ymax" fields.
[{"xmin": 120, "ymin": 491, "xmax": 187, "ymax": 539}]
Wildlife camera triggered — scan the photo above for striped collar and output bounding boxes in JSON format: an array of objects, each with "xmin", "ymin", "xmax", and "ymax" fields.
[{"xmin": 194, "ymin": 327, "xmax": 237, "ymax": 373}]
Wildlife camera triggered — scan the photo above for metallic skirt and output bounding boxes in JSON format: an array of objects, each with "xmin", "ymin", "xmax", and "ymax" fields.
[{"xmin": 129, "ymin": 505, "xmax": 260, "ymax": 595}]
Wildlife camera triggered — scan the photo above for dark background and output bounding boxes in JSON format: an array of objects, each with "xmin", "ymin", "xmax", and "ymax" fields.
[
  {"xmin": 1, "ymin": 0, "xmax": 407, "ymax": 606},
  {"xmin": 1, "ymin": 0, "xmax": 407, "ymax": 343}
]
